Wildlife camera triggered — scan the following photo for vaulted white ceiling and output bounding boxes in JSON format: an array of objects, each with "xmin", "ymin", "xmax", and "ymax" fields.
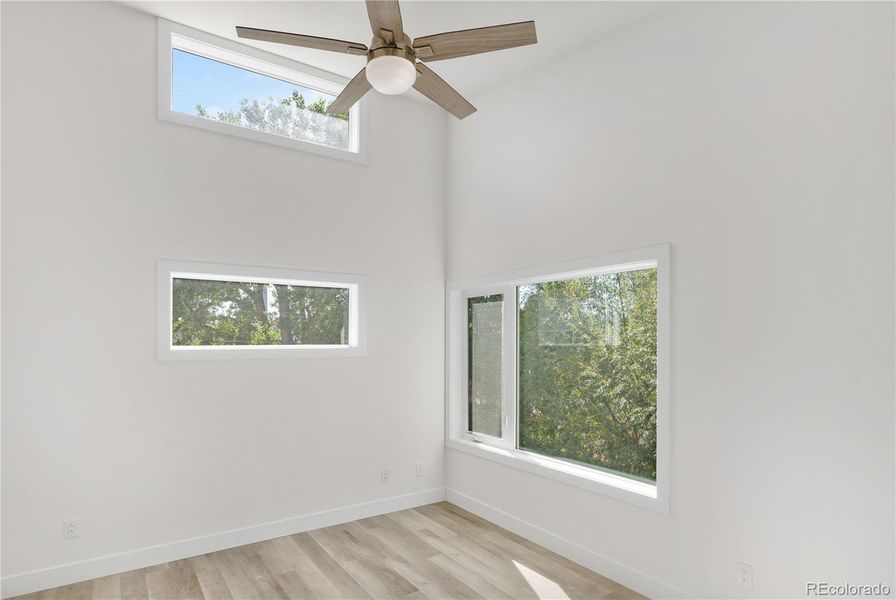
[{"xmin": 125, "ymin": 1, "xmax": 666, "ymax": 100}]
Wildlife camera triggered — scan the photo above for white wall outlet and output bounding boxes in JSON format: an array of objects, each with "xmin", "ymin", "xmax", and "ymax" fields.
[
  {"xmin": 736, "ymin": 562, "xmax": 753, "ymax": 590},
  {"xmin": 380, "ymin": 469, "xmax": 390, "ymax": 484},
  {"xmin": 63, "ymin": 519, "xmax": 79, "ymax": 540}
]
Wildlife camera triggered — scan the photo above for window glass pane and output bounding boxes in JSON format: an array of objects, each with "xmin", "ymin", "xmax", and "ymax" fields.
[
  {"xmin": 468, "ymin": 294, "xmax": 503, "ymax": 437},
  {"xmin": 172, "ymin": 278, "xmax": 349, "ymax": 346},
  {"xmin": 171, "ymin": 48, "xmax": 350, "ymax": 150},
  {"xmin": 517, "ymin": 268, "xmax": 657, "ymax": 481}
]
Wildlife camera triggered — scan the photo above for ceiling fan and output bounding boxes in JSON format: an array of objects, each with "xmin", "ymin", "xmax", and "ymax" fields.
[{"xmin": 236, "ymin": 0, "xmax": 537, "ymax": 119}]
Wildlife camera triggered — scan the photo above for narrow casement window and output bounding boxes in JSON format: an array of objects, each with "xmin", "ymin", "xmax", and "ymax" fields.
[
  {"xmin": 158, "ymin": 261, "xmax": 365, "ymax": 360},
  {"xmin": 467, "ymin": 294, "xmax": 504, "ymax": 438}
]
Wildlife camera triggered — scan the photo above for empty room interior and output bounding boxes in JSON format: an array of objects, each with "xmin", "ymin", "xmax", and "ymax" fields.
[{"xmin": 1, "ymin": 1, "xmax": 894, "ymax": 599}]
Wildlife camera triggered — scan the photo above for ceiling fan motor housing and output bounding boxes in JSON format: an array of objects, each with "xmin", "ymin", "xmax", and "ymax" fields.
[{"xmin": 368, "ymin": 32, "xmax": 416, "ymax": 61}]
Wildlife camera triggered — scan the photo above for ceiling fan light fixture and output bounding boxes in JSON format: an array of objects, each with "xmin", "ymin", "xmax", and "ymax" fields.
[
  {"xmin": 236, "ymin": 1, "xmax": 537, "ymax": 118},
  {"xmin": 365, "ymin": 55, "xmax": 416, "ymax": 95}
]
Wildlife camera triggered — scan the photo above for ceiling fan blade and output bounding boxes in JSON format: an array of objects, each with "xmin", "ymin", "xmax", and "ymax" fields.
[
  {"xmin": 413, "ymin": 21, "xmax": 537, "ymax": 62},
  {"xmin": 365, "ymin": 0, "xmax": 404, "ymax": 43},
  {"xmin": 236, "ymin": 26, "xmax": 368, "ymax": 55},
  {"xmin": 412, "ymin": 63, "xmax": 476, "ymax": 120},
  {"xmin": 327, "ymin": 68, "xmax": 372, "ymax": 115}
]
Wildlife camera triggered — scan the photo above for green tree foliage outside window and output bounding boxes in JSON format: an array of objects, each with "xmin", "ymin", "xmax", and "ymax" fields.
[
  {"xmin": 196, "ymin": 90, "xmax": 350, "ymax": 149},
  {"xmin": 172, "ymin": 278, "xmax": 349, "ymax": 347},
  {"xmin": 518, "ymin": 268, "xmax": 657, "ymax": 481}
]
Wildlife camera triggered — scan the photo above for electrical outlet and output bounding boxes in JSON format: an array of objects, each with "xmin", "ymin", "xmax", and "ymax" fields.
[
  {"xmin": 380, "ymin": 469, "xmax": 390, "ymax": 484},
  {"xmin": 736, "ymin": 562, "xmax": 753, "ymax": 590},
  {"xmin": 415, "ymin": 462, "xmax": 424, "ymax": 478},
  {"xmin": 63, "ymin": 519, "xmax": 79, "ymax": 540}
]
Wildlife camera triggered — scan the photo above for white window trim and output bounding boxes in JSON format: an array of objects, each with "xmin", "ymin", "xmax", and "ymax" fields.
[
  {"xmin": 446, "ymin": 244, "xmax": 671, "ymax": 514},
  {"xmin": 157, "ymin": 259, "xmax": 366, "ymax": 360},
  {"xmin": 157, "ymin": 19, "xmax": 367, "ymax": 163}
]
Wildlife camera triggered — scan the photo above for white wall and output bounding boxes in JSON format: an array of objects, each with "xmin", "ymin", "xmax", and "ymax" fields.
[
  {"xmin": 1, "ymin": 0, "xmax": 447, "ymax": 584},
  {"xmin": 446, "ymin": 2, "xmax": 894, "ymax": 598},
  {"xmin": 4, "ymin": 2, "xmax": 894, "ymax": 598}
]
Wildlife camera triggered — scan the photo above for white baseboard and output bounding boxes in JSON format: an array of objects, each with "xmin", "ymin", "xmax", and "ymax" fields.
[
  {"xmin": 1, "ymin": 488, "xmax": 447, "ymax": 599},
  {"xmin": 446, "ymin": 488, "xmax": 693, "ymax": 600}
]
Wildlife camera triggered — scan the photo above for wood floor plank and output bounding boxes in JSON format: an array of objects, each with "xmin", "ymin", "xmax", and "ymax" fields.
[
  {"xmin": 428, "ymin": 552, "xmax": 516, "ymax": 600},
  {"xmin": 233, "ymin": 546, "xmax": 289, "ymax": 599},
  {"xmin": 417, "ymin": 530, "xmax": 533, "ymax": 597},
  {"xmin": 90, "ymin": 575, "xmax": 121, "ymax": 600},
  {"xmin": 12, "ymin": 503, "xmax": 643, "ymax": 600},
  {"xmin": 269, "ymin": 570, "xmax": 315, "ymax": 599},
  {"xmin": 207, "ymin": 548, "xmax": 257, "ymax": 600},
  {"xmin": 367, "ymin": 514, "xmax": 442, "ymax": 559},
  {"xmin": 166, "ymin": 560, "xmax": 204, "ymax": 600},
  {"xmin": 308, "ymin": 526, "xmax": 369, "ymax": 565},
  {"xmin": 119, "ymin": 569, "xmax": 148, "ymax": 600},
  {"xmin": 290, "ymin": 531, "xmax": 373, "ymax": 600},
  {"xmin": 384, "ymin": 556, "xmax": 482, "ymax": 600},
  {"xmin": 476, "ymin": 533, "xmax": 617, "ymax": 599},
  {"xmin": 340, "ymin": 557, "xmax": 419, "ymax": 599},
  {"xmin": 262, "ymin": 536, "xmax": 342, "ymax": 599},
  {"xmin": 46, "ymin": 581, "xmax": 93, "ymax": 600},
  {"xmin": 416, "ymin": 504, "xmax": 497, "ymax": 542},
  {"xmin": 186, "ymin": 556, "xmax": 233, "ymax": 600},
  {"xmin": 329, "ymin": 523, "xmax": 394, "ymax": 565},
  {"xmin": 387, "ymin": 508, "xmax": 457, "ymax": 539},
  {"xmin": 214, "ymin": 546, "xmax": 288, "ymax": 600},
  {"xmin": 145, "ymin": 565, "xmax": 179, "ymax": 600},
  {"xmin": 340, "ymin": 520, "xmax": 406, "ymax": 561},
  {"xmin": 342, "ymin": 518, "xmax": 481, "ymax": 599}
]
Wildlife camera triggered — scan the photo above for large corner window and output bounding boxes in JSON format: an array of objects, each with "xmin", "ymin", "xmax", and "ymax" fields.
[
  {"xmin": 157, "ymin": 260, "xmax": 365, "ymax": 360},
  {"xmin": 447, "ymin": 245, "xmax": 670, "ymax": 513},
  {"xmin": 158, "ymin": 19, "xmax": 364, "ymax": 161}
]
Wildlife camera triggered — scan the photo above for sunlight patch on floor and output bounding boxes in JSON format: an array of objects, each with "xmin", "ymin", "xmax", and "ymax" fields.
[{"xmin": 514, "ymin": 560, "xmax": 571, "ymax": 600}]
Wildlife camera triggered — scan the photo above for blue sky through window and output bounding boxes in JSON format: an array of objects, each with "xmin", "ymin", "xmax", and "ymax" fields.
[{"xmin": 171, "ymin": 49, "xmax": 334, "ymax": 118}]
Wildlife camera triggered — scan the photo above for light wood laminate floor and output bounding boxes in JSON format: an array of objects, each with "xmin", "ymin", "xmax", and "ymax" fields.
[{"xmin": 14, "ymin": 502, "xmax": 643, "ymax": 600}]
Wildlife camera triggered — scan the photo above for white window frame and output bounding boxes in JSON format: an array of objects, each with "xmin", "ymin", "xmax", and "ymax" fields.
[
  {"xmin": 157, "ymin": 260, "xmax": 366, "ymax": 360},
  {"xmin": 158, "ymin": 19, "xmax": 367, "ymax": 163},
  {"xmin": 446, "ymin": 244, "xmax": 671, "ymax": 514}
]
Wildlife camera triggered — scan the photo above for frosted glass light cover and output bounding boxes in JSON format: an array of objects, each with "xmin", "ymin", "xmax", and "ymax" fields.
[{"xmin": 366, "ymin": 55, "xmax": 416, "ymax": 95}]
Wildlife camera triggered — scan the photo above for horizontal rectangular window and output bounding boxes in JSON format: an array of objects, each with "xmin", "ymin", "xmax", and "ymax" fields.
[
  {"xmin": 171, "ymin": 49, "xmax": 351, "ymax": 151},
  {"xmin": 158, "ymin": 20, "xmax": 364, "ymax": 161},
  {"xmin": 447, "ymin": 245, "xmax": 670, "ymax": 513},
  {"xmin": 172, "ymin": 278, "xmax": 349, "ymax": 347},
  {"xmin": 158, "ymin": 261, "xmax": 365, "ymax": 360}
]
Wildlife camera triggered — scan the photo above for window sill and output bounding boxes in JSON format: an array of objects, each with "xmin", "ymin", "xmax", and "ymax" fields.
[
  {"xmin": 158, "ymin": 345, "xmax": 366, "ymax": 361},
  {"xmin": 446, "ymin": 438, "xmax": 668, "ymax": 514}
]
